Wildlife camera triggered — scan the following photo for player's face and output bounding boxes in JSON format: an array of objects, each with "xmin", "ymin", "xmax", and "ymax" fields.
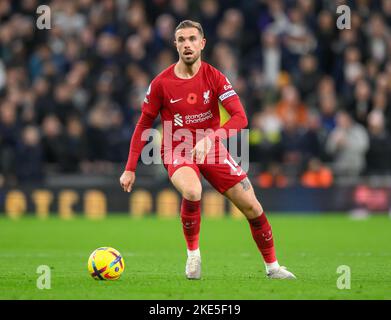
[{"xmin": 174, "ymin": 28, "xmax": 206, "ymax": 65}]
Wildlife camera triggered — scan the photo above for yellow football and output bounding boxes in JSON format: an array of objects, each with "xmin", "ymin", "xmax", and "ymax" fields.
[{"xmin": 87, "ymin": 247, "xmax": 125, "ymax": 280}]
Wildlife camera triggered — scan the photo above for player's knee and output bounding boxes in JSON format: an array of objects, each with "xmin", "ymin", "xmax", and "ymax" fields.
[
  {"xmin": 182, "ymin": 186, "xmax": 202, "ymax": 201},
  {"xmin": 244, "ymin": 201, "xmax": 263, "ymax": 219}
]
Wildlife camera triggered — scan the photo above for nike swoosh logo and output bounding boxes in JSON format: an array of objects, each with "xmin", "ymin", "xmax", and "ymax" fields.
[
  {"xmin": 184, "ymin": 221, "xmax": 196, "ymax": 229},
  {"xmin": 263, "ymin": 232, "xmax": 272, "ymax": 241},
  {"xmin": 170, "ymin": 98, "xmax": 182, "ymax": 103}
]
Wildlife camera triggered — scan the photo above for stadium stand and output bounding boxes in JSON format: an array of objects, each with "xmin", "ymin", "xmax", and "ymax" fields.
[{"xmin": 0, "ymin": 0, "xmax": 391, "ymax": 191}]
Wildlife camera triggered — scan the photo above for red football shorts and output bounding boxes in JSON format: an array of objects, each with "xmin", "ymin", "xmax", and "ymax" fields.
[{"xmin": 163, "ymin": 142, "xmax": 247, "ymax": 194}]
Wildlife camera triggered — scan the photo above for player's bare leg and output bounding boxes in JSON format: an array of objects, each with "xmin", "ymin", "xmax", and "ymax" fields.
[
  {"xmin": 170, "ymin": 166, "xmax": 202, "ymax": 280},
  {"xmin": 224, "ymin": 178, "xmax": 296, "ymax": 279}
]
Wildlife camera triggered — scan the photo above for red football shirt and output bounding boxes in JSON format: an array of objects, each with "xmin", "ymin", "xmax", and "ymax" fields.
[{"xmin": 125, "ymin": 62, "xmax": 247, "ymax": 171}]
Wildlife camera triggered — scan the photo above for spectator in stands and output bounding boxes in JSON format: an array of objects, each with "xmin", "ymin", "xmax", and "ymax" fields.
[
  {"xmin": 316, "ymin": 10, "xmax": 336, "ymax": 73},
  {"xmin": 242, "ymin": 30, "xmax": 282, "ymax": 107},
  {"xmin": 0, "ymin": 0, "xmax": 391, "ymax": 186},
  {"xmin": 0, "ymin": 100, "xmax": 19, "ymax": 184},
  {"xmin": 105, "ymin": 108, "xmax": 130, "ymax": 163},
  {"xmin": 372, "ymin": 88, "xmax": 391, "ymax": 132},
  {"xmin": 52, "ymin": 82, "xmax": 78, "ymax": 124},
  {"xmin": 281, "ymin": 6, "xmax": 316, "ymax": 73},
  {"xmin": 249, "ymin": 105, "xmax": 282, "ymax": 167},
  {"xmin": 294, "ymin": 54, "xmax": 322, "ymax": 105},
  {"xmin": 317, "ymin": 75, "xmax": 336, "ymax": 99},
  {"xmin": 366, "ymin": 13, "xmax": 388, "ymax": 66},
  {"xmin": 41, "ymin": 114, "xmax": 67, "ymax": 170},
  {"xmin": 33, "ymin": 77, "xmax": 54, "ymax": 124},
  {"xmin": 124, "ymin": 34, "xmax": 150, "ymax": 74},
  {"xmin": 277, "ymin": 109, "xmax": 318, "ymax": 177},
  {"xmin": 198, "ymin": 0, "xmax": 220, "ymax": 43},
  {"xmin": 366, "ymin": 110, "xmax": 391, "ymax": 175},
  {"xmin": 326, "ymin": 111, "xmax": 369, "ymax": 177},
  {"xmin": 29, "ymin": 44, "xmax": 55, "ymax": 81},
  {"xmin": 350, "ymin": 79, "xmax": 372, "ymax": 126},
  {"xmin": 62, "ymin": 116, "xmax": 87, "ymax": 173},
  {"xmin": 276, "ymin": 85, "xmax": 309, "ymax": 127},
  {"xmin": 53, "ymin": 1, "xmax": 86, "ymax": 37},
  {"xmin": 16, "ymin": 125, "xmax": 43, "ymax": 182},
  {"xmin": 86, "ymin": 100, "xmax": 111, "ymax": 162},
  {"xmin": 257, "ymin": 0, "xmax": 289, "ymax": 35},
  {"xmin": 257, "ymin": 162, "xmax": 288, "ymax": 188},
  {"xmin": 301, "ymin": 157, "xmax": 333, "ymax": 188},
  {"xmin": 211, "ymin": 42, "xmax": 238, "ymax": 83},
  {"xmin": 154, "ymin": 48, "xmax": 176, "ymax": 75},
  {"xmin": 341, "ymin": 46, "xmax": 364, "ymax": 99},
  {"xmin": 319, "ymin": 93, "xmax": 337, "ymax": 136},
  {"xmin": 216, "ymin": 8, "xmax": 244, "ymax": 50},
  {"xmin": 153, "ymin": 13, "xmax": 176, "ymax": 53},
  {"xmin": 261, "ymin": 31, "xmax": 282, "ymax": 88},
  {"xmin": 382, "ymin": 0, "xmax": 391, "ymax": 25}
]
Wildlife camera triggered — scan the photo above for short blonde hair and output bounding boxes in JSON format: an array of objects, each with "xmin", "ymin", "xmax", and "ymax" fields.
[{"xmin": 175, "ymin": 20, "xmax": 204, "ymax": 37}]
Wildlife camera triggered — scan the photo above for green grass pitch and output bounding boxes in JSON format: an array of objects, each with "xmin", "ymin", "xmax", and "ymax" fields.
[{"xmin": 0, "ymin": 214, "xmax": 390, "ymax": 300}]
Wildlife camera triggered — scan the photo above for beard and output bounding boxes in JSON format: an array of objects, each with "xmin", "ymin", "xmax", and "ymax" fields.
[{"xmin": 181, "ymin": 51, "xmax": 200, "ymax": 65}]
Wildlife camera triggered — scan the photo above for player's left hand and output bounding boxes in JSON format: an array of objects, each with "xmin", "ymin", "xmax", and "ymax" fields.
[
  {"xmin": 119, "ymin": 170, "xmax": 135, "ymax": 193},
  {"xmin": 191, "ymin": 136, "xmax": 212, "ymax": 164}
]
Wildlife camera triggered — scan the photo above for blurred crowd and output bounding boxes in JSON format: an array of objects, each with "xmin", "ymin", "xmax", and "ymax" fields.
[{"xmin": 1, "ymin": 0, "xmax": 391, "ymax": 187}]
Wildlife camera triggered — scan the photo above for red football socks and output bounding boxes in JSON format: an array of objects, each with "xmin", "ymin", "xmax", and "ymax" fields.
[
  {"xmin": 181, "ymin": 198, "xmax": 201, "ymax": 250},
  {"xmin": 248, "ymin": 213, "xmax": 277, "ymax": 263}
]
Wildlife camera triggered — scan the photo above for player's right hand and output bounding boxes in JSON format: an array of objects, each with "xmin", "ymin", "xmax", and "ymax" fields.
[{"xmin": 119, "ymin": 170, "xmax": 135, "ymax": 193}]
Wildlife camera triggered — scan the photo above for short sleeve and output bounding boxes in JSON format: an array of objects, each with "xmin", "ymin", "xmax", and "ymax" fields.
[
  {"xmin": 214, "ymin": 70, "xmax": 239, "ymax": 105},
  {"xmin": 141, "ymin": 78, "xmax": 162, "ymax": 117}
]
